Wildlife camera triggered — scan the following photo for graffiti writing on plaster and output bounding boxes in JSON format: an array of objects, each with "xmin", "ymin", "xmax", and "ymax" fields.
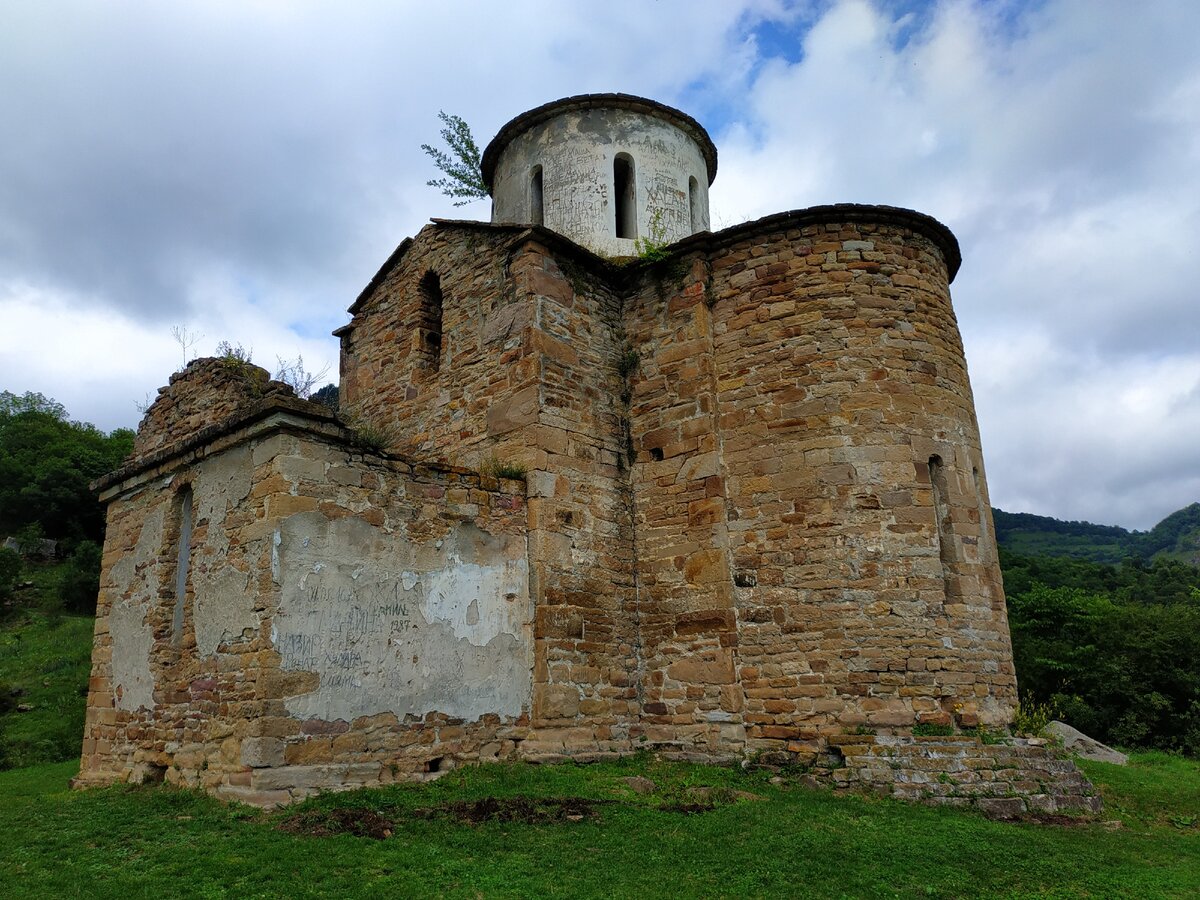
[{"xmin": 278, "ymin": 576, "xmax": 416, "ymax": 675}]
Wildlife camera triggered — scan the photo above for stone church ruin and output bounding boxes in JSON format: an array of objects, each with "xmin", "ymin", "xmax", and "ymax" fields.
[{"xmin": 76, "ymin": 94, "xmax": 1098, "ymax": 814}]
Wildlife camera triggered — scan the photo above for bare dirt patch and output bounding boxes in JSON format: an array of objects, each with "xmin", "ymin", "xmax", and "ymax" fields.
[
  {"xmin": 279, "ymin": 807, "xmax": 395, "ymax": 839},
  {"xmin": 414, "ymin": 796, "xmax": 608, "ymax": 825},
  {"xmin": 278, "ymin": 796, "xmax": 610, "ymax": 838}
]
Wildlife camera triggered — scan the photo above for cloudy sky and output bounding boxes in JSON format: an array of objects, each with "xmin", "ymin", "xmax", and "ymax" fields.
[{"xmin": 1, "ymin": 0, "xmax": 1197, "ymax": 530}]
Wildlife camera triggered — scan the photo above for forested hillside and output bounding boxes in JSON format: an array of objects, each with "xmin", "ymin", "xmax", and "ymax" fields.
[
  {"xmin": 993, "ymin": 504, "xmax": 1200, "ymax": 565},
  {"xmin": 976, "ymin": 505, "xmax": 1200, "ymax": 755},
  {"xmin": 0, "ymin": 391, "xmax": 133, "ymax": 614}
]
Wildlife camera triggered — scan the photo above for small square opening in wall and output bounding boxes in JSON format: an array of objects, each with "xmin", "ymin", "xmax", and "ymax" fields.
[
  {"xmin": 649, "ymin": 447, "xmax": 664, "ymax": 462},
  {"xmin": 734, "ymin": 571, "xmax": 757, "ymax": 588}
]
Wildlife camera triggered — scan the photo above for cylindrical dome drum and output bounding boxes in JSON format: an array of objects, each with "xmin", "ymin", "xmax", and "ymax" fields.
[{"xmin": 482, "ymin": 94, "xmax": 717, "ymax": 258}]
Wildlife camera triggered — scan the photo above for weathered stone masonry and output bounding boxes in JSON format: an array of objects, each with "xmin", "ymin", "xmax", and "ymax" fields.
[{"xmin": 77, "ymin": 94, "xmax": 1097, "ymax": 814}]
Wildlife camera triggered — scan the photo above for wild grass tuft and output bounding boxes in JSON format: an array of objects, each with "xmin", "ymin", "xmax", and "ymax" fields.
[{"xmin": 481, "ymin": 455, "xmax": 527, "ymax": 480}]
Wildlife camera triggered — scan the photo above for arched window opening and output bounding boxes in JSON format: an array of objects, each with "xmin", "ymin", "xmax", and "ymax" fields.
[
  {"xmin": 929, "ymin": 455, "xmax": 958, "ymax": 599},
  {"xmin": 530, "ymin": 165, "xmax": 544, "ymax": 226},
  {"xmin": 613, "ymin": 153, "xmax": 636, "ymax": 239},
  {"xmin": 688, "ymin": 175, "xmax": 701, "ymax": 232},
  {"xmin": 172, "ymin": 486, "xmax": 193, "ymax": 645},
  {"xmin": 418, "ymin": 271, "xmax": 443, "ymax": 371}
]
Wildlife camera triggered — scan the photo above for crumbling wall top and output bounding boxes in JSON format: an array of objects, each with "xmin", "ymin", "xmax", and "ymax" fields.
[{"xmin": 131, "ymin": 357, "xmax": 297, "ymax": 461}]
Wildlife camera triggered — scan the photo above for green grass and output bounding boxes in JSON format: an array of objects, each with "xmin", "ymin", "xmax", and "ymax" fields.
[
  {"xmin": 2, "ymin": 559, "xmax": 1198, "ymax": 896},
  {"xmin": 0, "ymin": 753, "xmax": 1197, "ymax": 898},
  {"xmin": 1080, "ymin": 752, "xmax": 1200, "ymax": 832},
  {"xmin": 0, "ymin": 602, "xmax": 94, "ymax": 770}
]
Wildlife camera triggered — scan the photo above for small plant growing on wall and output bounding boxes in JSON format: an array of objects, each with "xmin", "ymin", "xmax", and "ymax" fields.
[
  {"xmin": 215, "ymin": 341, "xmax": 253, "ymax": 366},
  {"xmin": 617, "ymin": 345, "xmax": 640, "ymax": 383},
  {"xmin": 214, "ymin": 341, "xmax": 269, "ymax": 397},
  {"xmin": 274, "ymin": 354, "xmax": 329, "ymax": 400},
  {"xmin": 421, "ymin": 111, "xmax": 488, "ymax": 206},
  {"xmin": 345, "ymin": 419, "xmax": 392, "ymax": 454},
  {"xmin": 481, "ymin": 455, "xmax": 527, "ymax": 480},
  {"xmin": 634, "ymin": 209, "xmax": 671, "ymax": 262}
]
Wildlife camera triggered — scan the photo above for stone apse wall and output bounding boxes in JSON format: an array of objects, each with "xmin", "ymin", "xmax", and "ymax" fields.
[
  {"xmin": 78, "ymin": 205, "xmax": 1041, "ymax": 808},
  {"xmin": 621, "ymin": 206, "xmax": 1016, "ymax": 753}
]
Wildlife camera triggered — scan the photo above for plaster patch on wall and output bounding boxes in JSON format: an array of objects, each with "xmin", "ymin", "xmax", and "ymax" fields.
[
  {"xmin": 194, "ymin": 445, "xmax": 252, "ymax": 555},
  {"xmin": 108, "ymin": 505, "xmax": 164, "ymax": 602},
  {"xmin": 107, "ymin": 505, "xmax": 165, "ymax": 712},
  {"xmin": 273, "ymin": 512, "xmax": 531, "ymax": 722},
  {"xmin": 193, "ymin": 567, "xmax": 255, "ymax": 656},
  {"xmin": 110, "ymin": 598, "xmax": 155, "ymax": 711}
]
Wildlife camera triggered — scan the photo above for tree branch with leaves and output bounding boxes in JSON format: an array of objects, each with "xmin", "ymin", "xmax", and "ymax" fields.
[{"xmin": 421, "ymin": 111, "xmax": 488, "ymax": 206}]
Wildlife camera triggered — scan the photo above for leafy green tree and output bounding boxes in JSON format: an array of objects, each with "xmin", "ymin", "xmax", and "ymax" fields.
[
  {"xmin": 421, "ymin": 111, "xmax": 488, "ymax": 205},
  {"xmin": 0, "ymin": 391, "xmax": 133, "ymax": 545},
  {"xmin": 311, "ymin": 383, "xmax": 338, "ymax": 412},
  {"xmin": 1003, "ymin": 550, "xmax": 1200, "ymax": 756},
  {"xmin": 0, "ymin": 392, "xmax": 66, "ymax": 419},
  {"xmin": 58, "ymin": 541, "xmax": 102, "ymax": 614}
]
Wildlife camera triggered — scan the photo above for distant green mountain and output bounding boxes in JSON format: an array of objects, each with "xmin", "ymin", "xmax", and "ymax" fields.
[
  {"xmin": 992, "ymin": 502, "xmax": 1200, "ymax": 566},
  {"xmin": 1137, "ymin": 503, "xmax": 1200, "ymax": 564}
]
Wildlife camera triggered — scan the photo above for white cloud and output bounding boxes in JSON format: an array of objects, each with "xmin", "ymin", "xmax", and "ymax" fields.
[
  {"xmin": 1, "ymin": 0, "xmax": 1197, "ymax": 530},
  {"xmin": 1, "ymin": 279, "xmax": 337, "ymax": 433},
  {"xmin": 973, "ymin": 344, "xmax": 1200, "ymax": 528}
]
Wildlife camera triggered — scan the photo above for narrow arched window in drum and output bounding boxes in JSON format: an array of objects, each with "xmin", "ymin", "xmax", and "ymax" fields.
[
  {"xmin": 929, "ymin": 455, "xmax": 959, "ymax": 601},
  {"xmin": 530, "ymin": 165, "xmax": 544, "ymax": 226},
  {"xmin": 688, "ymin": 175, "xmax": 701, "ymax": 232},
  {"xmin": 613, "ymin": 153, "xmax": 636, "ymax": 239}
]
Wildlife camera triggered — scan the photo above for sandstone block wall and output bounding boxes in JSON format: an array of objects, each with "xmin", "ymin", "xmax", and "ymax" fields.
[
  {"xmin": 655, "ymin": 212, "xmax": 1010, "ymax": 744},
  {"xmin": 79, "ymin": 204, "xmax": 1051, "ymax": 809},
  {"xmin": 131, "ymin": 358, "xmax": 295, "ymax": 458},
  {"xmin": 333, "ymin": 208, "xmax": 1013, "ymax": 757},
  {"xmin": 817, "ymin": 734, "xmax": 1101, "ymax": 817}
]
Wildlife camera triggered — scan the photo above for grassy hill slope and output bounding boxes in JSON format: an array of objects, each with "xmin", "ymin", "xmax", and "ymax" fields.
[{"xmin": 0, "ymin": 558, "xmax": 95, "ymax": 770}]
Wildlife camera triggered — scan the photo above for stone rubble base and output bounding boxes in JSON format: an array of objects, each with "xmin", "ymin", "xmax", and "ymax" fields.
[
  {"xmin": 775, "ymin": 734, "xmax": 1102, "ymax": 818},
  {"xmin": 77, "ymin": 733, "xmax": 1101, "ymax": 820}
]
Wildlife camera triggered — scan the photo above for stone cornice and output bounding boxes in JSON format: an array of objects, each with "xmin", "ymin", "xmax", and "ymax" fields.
[
  {"xmin": 672, "ymin": 204, "xmax": 962, "ymax": 282},
  {"xmin": 337, "ymin": 203, "xmax": 962, "ymax": 340},
  {"xmin": 92, "ymin": 398, "xmax": 346, "ymax": 499}
]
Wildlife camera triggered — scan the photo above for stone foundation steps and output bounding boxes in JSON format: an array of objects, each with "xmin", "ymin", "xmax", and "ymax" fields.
[{"xmin": 815, "ymin": 734, "xmax": 1101, "ymax": 818}]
